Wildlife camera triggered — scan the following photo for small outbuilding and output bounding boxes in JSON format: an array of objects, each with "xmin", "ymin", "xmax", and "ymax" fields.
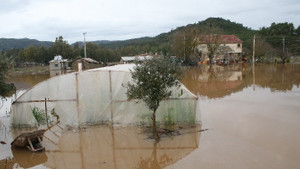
[
  {"xmin": 71, "ymin": 57, "xmax": 103, "ymax": 71},
  {"xmin": 49, "ymin": 55, "xmax": 69, "ymax": 71}
]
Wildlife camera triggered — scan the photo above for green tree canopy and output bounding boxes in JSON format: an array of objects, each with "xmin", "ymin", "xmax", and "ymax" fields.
[
  {"xmin": 126, "ymin": 56, "xmax": 182, "ymax": 141},
  {"xmin": 0, "ymin": 54, "xmax": 15, "ymax": 96}
]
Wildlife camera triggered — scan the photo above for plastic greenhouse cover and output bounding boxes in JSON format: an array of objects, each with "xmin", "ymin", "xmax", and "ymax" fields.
[{"xmin": 10, "ymin": 64, "xmax": 198, "ymax": 128}]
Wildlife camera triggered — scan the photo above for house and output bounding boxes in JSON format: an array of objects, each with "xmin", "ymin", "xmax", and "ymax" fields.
[
  {"xmin": 197, "ymin": 35, "xmax": 243, "ymax": 64},
  {"xmin": 49, "ymin": 55, "xmax": 69, "ymax": 71},
  {"xmin": 71, "ymin": 57, "xmax": 104, "ymax": 71},
  {"xmin": 120, "ymin": 55, "xmax": 153, "ymax": 64}
]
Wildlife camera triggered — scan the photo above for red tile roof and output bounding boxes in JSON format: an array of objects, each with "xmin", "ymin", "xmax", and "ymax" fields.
[{"xmin": 198, "ymin": 35, "xmax": 243, "ymax": 44}]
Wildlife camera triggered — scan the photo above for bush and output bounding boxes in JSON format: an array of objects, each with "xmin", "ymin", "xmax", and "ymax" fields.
[{"xmin": 32, "ymin": 106, "xmax": 47, "ymax": 125}]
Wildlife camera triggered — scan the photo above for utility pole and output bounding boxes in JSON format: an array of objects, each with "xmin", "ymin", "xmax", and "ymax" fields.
[
  {"xmin": 282, "ymin": 36, "xmax": 285, "ymax": 60},
  {"xmin": 252, "ymin": 35, "xmax": 255, "ymax": 64},
  {"xmin": 83, "ymin": 32, "xmax": 87, "ymax": 58},
  {"xmin": 183, "ymin": 36, "xmax": 186, "ymax": 60},
  {"xmin": 252, "ymin": 35, "xmax": 256, "ymax": 90}
]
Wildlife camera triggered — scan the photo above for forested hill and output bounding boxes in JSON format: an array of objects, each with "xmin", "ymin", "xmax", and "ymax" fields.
[
  {"xmin": 1, "ymin": 18, "xmax": 254, "ymax": 51},
  {"xmin": 96, "ymin": 17, "xmax": 255, "ymax": 49},
  {"xmin": 0, "ymin": 38, "xmax": 53, "ymax": 51},
  {"xmin": 2, "ymin": 17, "xmax": 299, "ymax": 59}
]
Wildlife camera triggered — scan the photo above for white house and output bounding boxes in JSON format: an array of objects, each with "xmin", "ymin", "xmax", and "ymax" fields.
[
  {"xmin": 197, "ymin": 35, "xmax": 243, "ymax": 63},
  {"xmin": 49, "ymin": 55, "xmax": 69, "ymax": 71}
]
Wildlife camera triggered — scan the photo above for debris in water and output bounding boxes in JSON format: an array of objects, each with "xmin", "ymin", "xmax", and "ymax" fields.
[
  {"xmin": 11, "ymin": 129, "xmax": 46, "ymax": 152},
  {"xmin": 198, "ymin": 129, "xmax": 209, "ymax": 132}
]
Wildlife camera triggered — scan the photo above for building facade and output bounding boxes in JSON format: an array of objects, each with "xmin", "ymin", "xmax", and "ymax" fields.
[
  {"xmin": 49, "ymin": 55, "xmax": 69, "ymax": 71},
  {"xmin": 197, "ymin": 35, "xmax": 243, "ymax": 64}
]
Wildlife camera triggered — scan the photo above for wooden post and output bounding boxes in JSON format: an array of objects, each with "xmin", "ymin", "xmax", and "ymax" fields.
[
  {"xmin": 45, "ymin": 98, "xmax": 49, "ymax": 127},
  {"xmin": 109, "ymin": 70, "xmax": 113, "ymax": 125}
]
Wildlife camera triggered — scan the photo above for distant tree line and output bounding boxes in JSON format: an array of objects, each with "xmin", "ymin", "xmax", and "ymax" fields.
[
  {"xmin": 1, "ymin": 35, "xmax": 174, "ymax": 67},
  {"xmin": 256, "ymin": 22, "xmax": 300, "ymax": 63},
  {"xmin": 1, "ymin": 18, "xmax": 299, "ymax": 67},
  {"xmin": 1, "ymin": 36, "xmax": 120, "ymax": 67}
]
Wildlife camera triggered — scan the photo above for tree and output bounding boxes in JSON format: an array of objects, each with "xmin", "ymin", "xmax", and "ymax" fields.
[
  {"xmin": 0, "ymin": 54, "xmax": 15, "ymax": 96},
  {"xmin": 172, "ymin": 27, "xmax": 199, "ymax": 65},
  {"xmin": 49, "ymin": 36, "xmax": 73, "ymax": 60},
  {"xmin": 126, "ymin": 57, "xmax": 182, "ymax": 141},
  {"xmin": 206, "ymin": 35, "xmax": 221, "ymax": 64},
  {"xmin": 254, "ymin": 37, "xmax": 278, "ymax": 62},
  {"xmin": 258, "ymin": 22, "xmax": 300, "ymax": 61},
  {"xmin": 197, "ymin": 24, "xmax": 224, "ymax": 64}
]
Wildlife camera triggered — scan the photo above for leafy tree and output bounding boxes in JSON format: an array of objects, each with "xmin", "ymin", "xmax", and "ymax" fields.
[
  {"xmin": 126, "ymin": 57, "xmax": 182, "ymax": 141},
  {"xmin": 23, "ymin": 45, "xmax": 37, "ymax": 62},
  {"xmin": 49, "ymin": 36, "xmax": 74, "ymax": 60},
  {"xmin": 72, "ymin": 42, "xmax": 81, "ymax": 60},
  {"xmin": 296, "ymin": 26, "xmax": 300, "ymax": 35},
  {"xmin": 84, "ymin": 42, "xmax": 120, "ymax": 63},
  {"xmin": 120, "ymin": 45, "xmax": 138, "ymax": 56},
  {"xmin": 0, "ymin": 54, "xmax": 15, "ymax": 96},
  {"xmin": 258, "ymin": 22, "xmax": 300, "ymax": 62},
  {"xmin": 37, "ymin": 46, "xmax": 49, "ymax": 64}
]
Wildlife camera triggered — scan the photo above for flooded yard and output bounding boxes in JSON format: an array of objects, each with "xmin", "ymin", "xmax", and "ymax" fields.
[{"xmin": 1, "ymin": 64, "xmax": 300, "ymax": 169}]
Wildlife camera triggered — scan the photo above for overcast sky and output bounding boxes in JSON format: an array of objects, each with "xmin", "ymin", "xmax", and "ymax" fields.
[{"xmin": 1, "ymin": 0, "xmax": 299, "ymax": 43}]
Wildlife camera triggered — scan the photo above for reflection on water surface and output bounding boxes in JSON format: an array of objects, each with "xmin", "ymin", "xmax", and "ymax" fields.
[
  {"xmin": 1, "ymin": 64, "xmax": 300, "ymax": 169},
  {"xmin": 181, "ymin": 64, "xmax": 300, "ymax": 98},
  {"xmin": 1, "ymin": 125, "xmax": 200, "ymax": 169}
]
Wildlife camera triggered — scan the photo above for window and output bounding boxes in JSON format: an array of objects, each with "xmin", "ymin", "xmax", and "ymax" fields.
[
  {"xmin": 55, "ymin": 64, "xmax": 58, "ymax": 67},
  {"xmin": 237, "ymin": 44, "xmax": 241, "ymax": 47}
]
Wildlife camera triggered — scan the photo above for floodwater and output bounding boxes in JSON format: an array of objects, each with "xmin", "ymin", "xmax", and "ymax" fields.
[{"xmin": 1, "ymin": 64, "xmax": 300, "ymax": 169}]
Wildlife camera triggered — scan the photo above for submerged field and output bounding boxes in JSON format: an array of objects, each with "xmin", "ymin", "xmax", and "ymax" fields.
[{"xmin": 1, "ymin": 63, "xmax": 300, "ymax": 169}]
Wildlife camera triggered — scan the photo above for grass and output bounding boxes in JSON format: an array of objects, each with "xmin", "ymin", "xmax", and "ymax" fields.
[{"xmin": 8, "ymin": 66, "xmax": 49, "ymax": 75}]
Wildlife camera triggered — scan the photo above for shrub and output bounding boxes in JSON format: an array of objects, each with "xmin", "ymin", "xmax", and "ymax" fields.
[{"xmin": 32, "ymin": 106, "xmax": 47, "ymax": 125}]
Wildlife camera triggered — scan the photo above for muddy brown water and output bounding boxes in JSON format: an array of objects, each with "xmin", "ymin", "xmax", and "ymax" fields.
[{"xmin": 1, "ymin": 64, "xmax": 300, "ymax": 169}]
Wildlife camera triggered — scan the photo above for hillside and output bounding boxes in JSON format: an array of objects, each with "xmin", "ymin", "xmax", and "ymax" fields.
[
  {"xmin": 0, "ymin": 38, "xmax": 53, "ymax": 51},
  {"xmin": 2, "ymin": 17, "xmax": 299, "ymax": 66},
  {"xmin": 95, "ymin": 17, "xmax": 255, "ymax": 51},
  {"xmin": 1, "ymin": 18, "xmax": 255, "ymax": 51}
]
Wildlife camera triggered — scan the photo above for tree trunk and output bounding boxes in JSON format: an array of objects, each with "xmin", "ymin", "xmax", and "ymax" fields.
[
  {"xmin": 282, "ymin": 57, "xmax": 286, "ymax": 64},
  {"xmin": 152, "ymin": 110, "xmax": 158, "ymax": 142},
  {"xmin": 209, "ymin": 55, "xmax": 213, "ymax": 65}
]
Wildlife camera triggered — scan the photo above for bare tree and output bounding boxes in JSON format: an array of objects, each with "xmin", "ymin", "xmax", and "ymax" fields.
[
  {"xmin": 172, "ymin": 27, "xmax": 199, "ymax": 65},
  {"xmin": 197, "ymin": 26, "xmax": 223, "ymax": 64}
]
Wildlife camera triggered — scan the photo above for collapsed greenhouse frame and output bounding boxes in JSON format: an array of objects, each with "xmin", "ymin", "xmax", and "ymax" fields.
[{"xmin": 11, "ymin": 64, "xmax": 198, "ymax": 128}]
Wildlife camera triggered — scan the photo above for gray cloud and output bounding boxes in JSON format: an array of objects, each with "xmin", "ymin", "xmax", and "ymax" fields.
[{"xmin": 0, "ymin": 0, "xmax": 299, "ymax": 43}]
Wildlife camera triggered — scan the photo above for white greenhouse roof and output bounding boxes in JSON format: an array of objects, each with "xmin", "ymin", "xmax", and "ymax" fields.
[
  {"xmin": 89, "ymin": 64, "xmax": 136, "ymax": 72},
  {"xmin": 11, "ymin": 62, "xmax": 198, "ymax": 128}
]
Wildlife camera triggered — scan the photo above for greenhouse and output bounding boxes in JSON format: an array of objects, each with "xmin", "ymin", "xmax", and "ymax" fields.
[{"xmin": 11, "ymin": 64, "xmax": 198, "ymax": 127}]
